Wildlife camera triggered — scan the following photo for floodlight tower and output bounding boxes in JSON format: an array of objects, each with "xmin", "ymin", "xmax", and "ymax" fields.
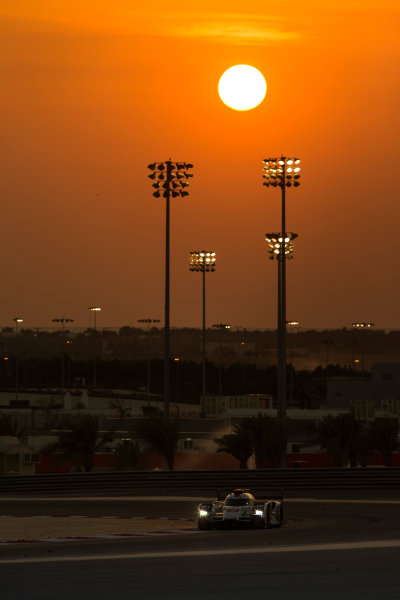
[
  {"xmin": 189, "ymin": 251, "xmax": 216, "ymax": 417},
  {"xmin": 352, "ymin": 322, "xmax": 375, "ymax": 371},
  {"xmin": 13, "ymin": 317, "xmax": 23, "ymax": 402},
  {"xmin": 138, "ymin": 318, "xmax": 161, "ymax": 402},
  {"xmin": 263, "ymin": 156, "xmax": 301, "ymax": 467},
  {"xmin": 52, "ymin": 318, "xmax": 74, "ymax": 390},
  {"xmin": 52, "ymin": 317, "xmax": 74, "ymax": 332},
  {"xmin": 212, "ymin": 323, "xmax": 231, "ymax": 396},
  {"xmin": 148, "ymin": 160, "xmax": 194, "ymax": 418},
  {"xmin": 265, "ymin": 233, "xmax": 298, "ymax": 413},
  {"xmin": 88, "ymin": 306, "xmax": 101, "ymax": 387},
  {"xmin": 286, "ymin": 320, "xmax": 300, "ymax": 405}
]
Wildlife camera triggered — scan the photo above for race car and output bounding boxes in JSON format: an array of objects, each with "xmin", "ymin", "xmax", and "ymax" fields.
[{"xmin": 197, "ymin": 488, "xmax": 283, "ymax": 530}]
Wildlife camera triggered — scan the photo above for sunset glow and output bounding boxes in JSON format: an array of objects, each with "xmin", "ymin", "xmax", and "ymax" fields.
[{"xmin": 0, "ymin": 1, "xmax": 399, "ymax": 329}]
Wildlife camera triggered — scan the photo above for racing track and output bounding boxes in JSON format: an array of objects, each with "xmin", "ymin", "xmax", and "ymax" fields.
[{"xmin": 1, "ymin": 498, "xmax": 400, "ymax": 599}]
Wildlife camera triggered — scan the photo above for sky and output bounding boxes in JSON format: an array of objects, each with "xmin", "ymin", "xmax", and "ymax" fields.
[{"xmin": 1, "ymin": 1, "xmax": 399, "ymax": 331}]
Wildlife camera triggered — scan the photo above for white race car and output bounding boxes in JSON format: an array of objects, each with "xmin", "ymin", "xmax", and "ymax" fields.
[{"xmin": 198, "ymin": 488, "xmax": 283, "ymax": 530}]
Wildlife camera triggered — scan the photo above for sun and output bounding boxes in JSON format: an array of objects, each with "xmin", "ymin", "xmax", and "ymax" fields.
[{"xmin": 218, "ymin": 65, "xmax": 267, "ymax": 111}]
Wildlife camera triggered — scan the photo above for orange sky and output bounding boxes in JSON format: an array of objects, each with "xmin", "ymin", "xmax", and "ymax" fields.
[{"xmin": 0, "ymin": 1, "xmax": 399, "ymax": 330}]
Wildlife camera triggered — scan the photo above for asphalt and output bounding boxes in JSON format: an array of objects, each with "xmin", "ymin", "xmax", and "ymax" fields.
[
  {"xmin": 1, "ymin": 543, "xmax": 400, "ymax": 599},
  {"xmin": 1, "ymin": 496, "xmax": 400, "ymax": 599}
]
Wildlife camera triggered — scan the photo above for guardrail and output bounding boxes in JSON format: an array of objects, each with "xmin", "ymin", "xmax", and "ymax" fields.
[{"xmin": 1, "ymin": 468, "xmax": 400, "ymax": 497}]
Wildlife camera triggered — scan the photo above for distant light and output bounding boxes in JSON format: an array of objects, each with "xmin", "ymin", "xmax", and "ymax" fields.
[
  {"xmin": 352, "ymin": 322, "xmax": 375, "ymax": 329},
  {"xmin": 189, "ymin": 250, "xmax": 216, "ymax": 272},
  {"xmin": 262, "ymin": 157, "xmax": 301, "ymax": 188},
  {"xmin": 212, "ymin": 323, "xmax": 231, "ymax": 330},
  {"xmin": 265, "ymin": 232, "xmax": 298, "ymax": 260}
]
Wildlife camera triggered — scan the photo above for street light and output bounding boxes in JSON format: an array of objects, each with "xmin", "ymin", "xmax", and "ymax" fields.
[
  {"xmin": 13, "ymin": 317, "xmax": 23, "ymax": 402},
  {"xmin": 52, "ymin": 318, "xmax": 74, "ymax": 390},
  {"xmin": 138, "ymin": 318, "xmax": 161, "ymax": 402},
  {"xmin": 262, "ymin": 155, "xmax": 301, "ymax": 467},
  {"xmin": 212, "ymin": 323, "xmax": 231, "ymax": 396},
  {"xmin": 88, "ymin": 307, "xmax": 101, "ymax": 387},
  {"xmin": 189, "ymin": 250, "xmax": 216, "ymax": 416},
  {"xmin": 148, "ymin": 160, "xmax": 194, "ymax": 418},
  {"xmin": 286, "ymin": 320, "xmax": 300, "ymax": 405}
]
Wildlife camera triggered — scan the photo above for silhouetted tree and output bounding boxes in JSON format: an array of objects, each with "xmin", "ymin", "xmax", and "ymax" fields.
[
  {"xmin": 366, "ymin": 418, "xmax": 399, "ymax": 467},
  {"xmin": 0, "ymin": 414, "xmax": 27, "ymax": 440},
  {"xmin": 241, "ymin": 415, "xmax": 285, "ymax": 468},
  {"xmin": 135, "ymin": 416, "xmax": 179, "ymax": 470},
  {"xmin": 41, "ymin": 414, "xmax": 115, "ymax": 472},
  {"xmin": 113, "ymin": 439, "xmax": 143, "ymax": 471},
  {"xmin": 215, "ymin": 423, "xmax": 253, "ymax": 469},
  {"xmin": 313, "ymin": 413, "xmax": 364, "ymax": 467}
]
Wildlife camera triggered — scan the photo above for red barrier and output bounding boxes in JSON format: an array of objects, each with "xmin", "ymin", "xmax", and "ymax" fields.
[{"xmin": 36, "ymin": 451, "xmax": 400, "ymax": 473}]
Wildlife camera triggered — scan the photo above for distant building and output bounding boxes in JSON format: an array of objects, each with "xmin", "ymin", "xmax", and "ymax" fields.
[
  {"xmin": 206, "ymin": 394, "xmax": 273, "ymax": 416},
  {"xmin": 0, "ymin": 436, "xmax": 39, "ymax": 474},
  {"xmin": 327, "ymin": 363, "xmax": 400, "ymax": 417}
]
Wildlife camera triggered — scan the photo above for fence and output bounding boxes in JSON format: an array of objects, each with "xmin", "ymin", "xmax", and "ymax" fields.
[{"xmin": 1, "ymin": 467, "xmax": 400, "ymax": 497}]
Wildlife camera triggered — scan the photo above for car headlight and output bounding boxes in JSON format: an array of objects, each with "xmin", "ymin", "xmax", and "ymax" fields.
[
  {"xmin": 255, "ymin": 510, "xmax": 263, "ymax": 516},
  {"xmin": 199, "ymin": 509, "xmax": 209, "ymax": 517}
]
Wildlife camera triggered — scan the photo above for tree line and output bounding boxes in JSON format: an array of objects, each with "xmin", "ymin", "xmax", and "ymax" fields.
[
  {"xmin": 1, "ymin": 357, "xmax": 359, "ymax": 408},
  {"xmin": 217, "ymin": 413, "xmax": 399, "ymax": 468},
  {"xmin": 1, "ymin": 412, "xmax": 398, "ymax": 471}
]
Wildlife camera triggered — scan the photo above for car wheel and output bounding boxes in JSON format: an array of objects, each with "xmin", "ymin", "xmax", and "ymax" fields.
[
  {"xmin": 266, "ymin": 507, "xmax": 271, "ymax": 529},
  {"xmin": 198, "ymin": 519, "xmax": 211, "ymax": 530}
]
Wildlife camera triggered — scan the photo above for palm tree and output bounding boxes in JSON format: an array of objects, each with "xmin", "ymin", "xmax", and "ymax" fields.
[
  {"xmin": 108, "ymin": 398, "xmax": 130, "ymax": 419},
  {"xmin": 241, "ymin": 415, "xmax": 285, "ymax": 468},
  {"xmin": 215, "ymin": 423, "xmax": 253, "ymax": 469},
  {"xmin": 366, "ymin": 418, "xmax": 399, "ymax": 467},
  {"xmin": 0, "ymin": 414, "xmax": 27, "ymax": 440},
  {"xmin": 41, "ymin": 414, "xmax": 115, "ymax": 472},
  {"xmin": 135, "ymin": 416, "xmax": 179, "ymax": 470},
  {"xmin": 313, "ymin": 413, "xmax": 364, "ymax": 467},
  {"xmin": 113, "ymin": 439, "xmax": 143, "ymax": 471}
]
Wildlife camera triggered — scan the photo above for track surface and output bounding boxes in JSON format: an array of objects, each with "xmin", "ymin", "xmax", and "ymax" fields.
[{"xmin": 1, "ymin": 498, "xmax": 400, "ymax": 599}]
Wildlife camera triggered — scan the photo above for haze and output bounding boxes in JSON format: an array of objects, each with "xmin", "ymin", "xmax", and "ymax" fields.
[{"xmin": 1, "ymin": 1, "xmax": 399, "ymax": 330}]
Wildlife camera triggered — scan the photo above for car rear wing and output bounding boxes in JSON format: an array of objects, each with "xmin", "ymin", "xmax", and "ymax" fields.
[
  {"xmin": 255, "ymin": 496, "xmax": 283, "ymax": 503},
  {"xmin": 255, "ymin": 488, "xmax": 284, "ymax": 502},
  {"xmin": 215, "ymin": 488, "xmax": 284, "ymax": 502},
  {"xmin": 216, "ymin": 488, "xmax": 253, "ymax": 501}
]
